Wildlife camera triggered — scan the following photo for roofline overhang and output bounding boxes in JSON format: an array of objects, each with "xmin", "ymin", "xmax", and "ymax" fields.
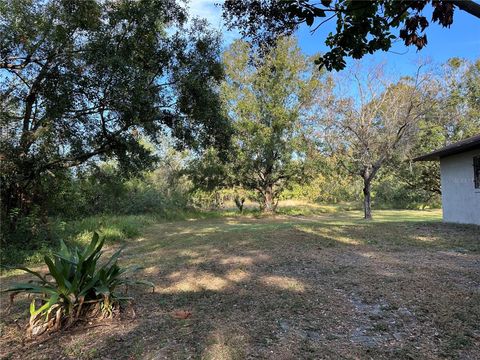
[{"xmin": 413, "ymin": 134, "xmax": 480, "ymax": 161}]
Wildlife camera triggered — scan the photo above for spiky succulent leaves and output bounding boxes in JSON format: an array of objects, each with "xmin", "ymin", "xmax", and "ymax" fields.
[
  {"xmin": 10, "ymin": 267, "xmax": 51, "ymax": 285},
  {"xmin": 5, "ymin": 283, "xmax": 57, "ymax": 296},
  {"xmin": 30, "ymin": 293, "xmax": 60, "ymax": 317},
  {"xmin": 3, "ymin": 232, "xmax": 152, "ymax": 326}
]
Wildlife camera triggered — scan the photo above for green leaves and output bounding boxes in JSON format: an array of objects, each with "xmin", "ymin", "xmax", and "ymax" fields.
[
  {"xmin": 30, "ymin": 294, "xmax": 60, "ymax": 317},
  {"xmin": 3, "ymin": 232, "xmax": 151, "ymax": 327},
  {"xmin": 1, "ymin": 0, "xmax": 230, "ymax": 223},
  {"xmin": 216, "ymin": 38, "xmax": 322, "ymax": 211}
]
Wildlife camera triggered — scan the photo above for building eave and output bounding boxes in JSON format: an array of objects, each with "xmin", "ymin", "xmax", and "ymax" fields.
[{"xmin": 413, "ymin": 134, "xmax": 480, "ymax": 161}]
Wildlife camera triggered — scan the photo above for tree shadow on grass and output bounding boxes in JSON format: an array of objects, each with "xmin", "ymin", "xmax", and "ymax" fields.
[{"xmin": 1, "ymin": 216, "xmax": 479, "ymax": 359}]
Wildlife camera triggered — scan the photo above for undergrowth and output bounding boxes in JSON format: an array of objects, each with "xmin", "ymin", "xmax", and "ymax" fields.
[{"xmin": 0, "ymin": 209, "xmax": 230, "ymax": 268}]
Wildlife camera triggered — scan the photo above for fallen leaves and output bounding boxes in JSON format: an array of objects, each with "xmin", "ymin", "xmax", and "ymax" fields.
[{"xmin": 171, "ymin": 310, "xmax": 192, "ymax": 320}]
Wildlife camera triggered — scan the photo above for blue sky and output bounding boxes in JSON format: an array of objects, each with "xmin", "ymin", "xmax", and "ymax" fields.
[{"xmin": 188, "ymin": 0, "xmax": 480, "ymax": 75}]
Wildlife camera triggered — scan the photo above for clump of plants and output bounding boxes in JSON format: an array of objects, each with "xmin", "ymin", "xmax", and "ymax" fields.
[{"xmin": 4, "ymin": 233, "xmax": 153, "ymax": 337}]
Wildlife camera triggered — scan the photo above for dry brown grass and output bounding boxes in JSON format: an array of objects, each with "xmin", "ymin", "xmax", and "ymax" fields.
[{"xmin": 1, "ymin": 209, "xmax": 479, "ymax": 359}]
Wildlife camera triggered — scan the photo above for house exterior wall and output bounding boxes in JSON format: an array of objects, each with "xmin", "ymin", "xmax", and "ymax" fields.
[{"xmin": 440, "ymin": 149, "xmax": 480, "ymax": 225}]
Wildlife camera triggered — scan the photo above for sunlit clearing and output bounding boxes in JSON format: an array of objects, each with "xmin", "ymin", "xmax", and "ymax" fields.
[
  {"xmin": 220, "ymin": 256, "xmax": 254, "ymax": 265},
  {"xmin": 226, "ymin": 220, "xmax": 241, "ymax": 225},
  {"xmin": 200, "ymin": 227, "xmax": 220, "ymax": 233},
  {"xmin": 414, "ymin": 235, "xmax": 439, "ymax": 243},
  {"xmin": 179, "ymin": 250, "xmax": 200, "ymax": 257},
  {"xmin": 202, "ymin": 329, "xmax": 247, "ymax": 360},
  {"xmin": 357, "ymin": 251, "xmax": 402, "ymax": 265},
  {"xmin": 143, "ymin": 266, "xmax": 157, "ymax": 274},
  {"xmin": 225, "ymin": 269, "xmax": 250, "ymax": 282},
  {"xmin": 297, "ymin": 226, "xmax": 362, "ymax": 245},
  {"xmin": 159, "ymin": 271, "xmax": 230, "ymax": 293},
  {"xmin": 203, "ymin": 344, "xmax": 237, "ymax": 360},
  {"xmin": 163, "ymin": 226, "xmax": 217, "ymax": 237},
  {"xmin": 261, "ymin": 275, "xmax": 305, "ymax": 292}
]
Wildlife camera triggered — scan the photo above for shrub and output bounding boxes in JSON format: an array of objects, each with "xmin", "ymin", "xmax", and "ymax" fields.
[{"xmin": 3, "ymin": 233, "xmax": 153, "ymax": 337}]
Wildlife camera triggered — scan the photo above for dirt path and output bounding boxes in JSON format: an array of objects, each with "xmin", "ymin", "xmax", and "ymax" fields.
[{"xmin": 1, "ymin": 212, "xmax": 479, "ymax": 359}]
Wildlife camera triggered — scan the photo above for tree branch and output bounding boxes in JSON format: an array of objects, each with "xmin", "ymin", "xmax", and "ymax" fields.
[{"xmin": 451, "ymin": 0, "xmax": 480, "ymax": 18}]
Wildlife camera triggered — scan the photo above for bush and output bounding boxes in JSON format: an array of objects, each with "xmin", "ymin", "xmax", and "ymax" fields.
[
  {"xmin": 373, "ymin": 174, "xmax": 441, "ymax": 209},
  {"xmin": 3, "ymin": 233, "xmax": 153, "ymax": 337},
  {"xmin": 280, "ymin": 174, "xmax": 362, "ymax": 204}
]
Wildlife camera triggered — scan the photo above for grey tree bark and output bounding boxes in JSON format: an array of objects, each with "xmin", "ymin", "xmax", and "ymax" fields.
[{"xmin": 363, "ymin": 179, "xmax": 373, "ymax": 220}]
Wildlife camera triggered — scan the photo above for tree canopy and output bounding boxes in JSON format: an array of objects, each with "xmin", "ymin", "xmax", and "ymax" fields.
[
  {"xmin": 0, "ymin": 0, "xmax": 230, "ymax": 218},
  {"xmin": 222, "ymin": 0, "xmax": 480, "ymax": 71},
  {"xmin": 387, "ymin": 58, "xmax": 480, "ymax": 202},
  {"xmin": 320, "ymin": 63, "xmax": 433, "ymax": 218},
  {"xmin": 189, "ymin": 37, "xmax": 323, "ymax": 212}
]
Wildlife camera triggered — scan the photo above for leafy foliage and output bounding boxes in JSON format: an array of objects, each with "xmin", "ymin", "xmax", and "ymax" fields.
[
  {"xmin": 222, "ymin": 0, "xmax": 480, "ymax": 70},
  {"xmin": 3, "ymin": 233, "xmax": 153, "ymax": 336},
  {"xmin": 1, "ymin": 148, "xmax": 191, "ymax": 246},
  {"xmin": 187, "ymin": 55, "xmax": 480, "ymax": 215},
  {"xmin": 386, "ymin": 58, "xmax": 480, "ymax": 203},
  {"xmin": 195, "ymin": 37, "xmax": 324, "ymax": 212},
  {"xmin": 0, "ymin": 0, "xmax": 230, "ymax": 226},
  {"xmin": 281, "ymin": 151, "xmax": 362, "ymax": 204}
]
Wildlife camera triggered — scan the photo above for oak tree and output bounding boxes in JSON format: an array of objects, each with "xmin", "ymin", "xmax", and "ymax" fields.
[
  {"xmin": 0, "ymin": 0, "xmax": 230, "ymax": 221},
  {"xmin": 219, "ymin": 37, "xmax": 324, "ymax": 212}
]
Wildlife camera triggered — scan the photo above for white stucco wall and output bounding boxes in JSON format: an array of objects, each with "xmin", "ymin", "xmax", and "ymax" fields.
[{"xmin": 440, "ymin": 149, "xmax": 480, "ymax": 225}]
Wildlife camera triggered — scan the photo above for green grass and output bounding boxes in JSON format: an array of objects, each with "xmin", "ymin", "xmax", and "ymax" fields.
[
  {"xmin": 54, "ymin": 214, "xmax": 157, "ymax": 244},
  {"xmin": 0, "ymin": 214, "xmax": 157, "ymax": 268},
  {"xmin": 1, "ymin": 210, "xmax": 215, "ymax": 268},
  {"xmin": 0, "ymin": 204, "xmax": 451, "ymax": 269},
  {"xmin": 1, "ymin": 207, "xmax": 479, "ymax": 360},
  {"xmin": 0, "ymin": 207, "xmax": 261, "ymax": 268},
  {"xmin": 276, "ymin": 200, "xmax": 362, "ymax": 216}
]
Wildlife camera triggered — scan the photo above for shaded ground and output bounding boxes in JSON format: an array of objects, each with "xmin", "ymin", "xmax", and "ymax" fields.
[{"xmin": 1, "ymin": 209, "xmax": 479, "ymax": 359}]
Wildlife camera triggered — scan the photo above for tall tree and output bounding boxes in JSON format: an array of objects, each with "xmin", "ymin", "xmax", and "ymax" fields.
[
  {"xmin": 219, "ymin": 37, "xmax": 323, "ymax": 212},
  {"xmin": 0, "ymin": 0, "xmax": 230, "ymax": 222},
  {"xmin": 323, "ymin": 63, "xmax": 432, "ymax": 219},
  {"xmin": 389, "ymin": 58, "xmax": 480, "ymax": 199},
  {"xmin": 222, "ymin": 0, "xmax": 480, "ymax": 71}
]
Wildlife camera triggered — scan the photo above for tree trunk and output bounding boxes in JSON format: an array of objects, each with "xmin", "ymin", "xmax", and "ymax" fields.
[
  {"xmin": 262, "ymin": 185, "xmax": 276, "ymax": 213},
  {"xmin": 363, "ymin": 180, "xmax": 372, "ymax": 220},
  {"xmin": 234, "ymin": 195, "xmax": 245, "ymax": 213}
]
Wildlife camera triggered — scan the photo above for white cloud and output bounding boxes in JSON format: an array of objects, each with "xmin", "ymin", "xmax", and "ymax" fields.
[
  {"xmin": 187, "ymin": 0, "xmax": 223, "ymax": 27},
  {"xmin": 186, "ymin": 0, "xmax": 240, "ymax": 45}
]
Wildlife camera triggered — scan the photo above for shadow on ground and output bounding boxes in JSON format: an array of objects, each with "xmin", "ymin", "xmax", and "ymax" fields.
[{"xmin": 1, "ymin": 211, "xmax": 479, "ymax": 359}]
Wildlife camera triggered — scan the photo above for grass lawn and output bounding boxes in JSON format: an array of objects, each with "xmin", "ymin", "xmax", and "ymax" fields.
[{"xmin": 1, "ymin": 208, "xmax": 479, "ymax": 359}]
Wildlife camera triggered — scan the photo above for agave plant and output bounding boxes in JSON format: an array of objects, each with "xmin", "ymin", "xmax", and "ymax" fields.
[{"xmin": 4, "ymin": 233, "xmax": 154, "ymax": 336}]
